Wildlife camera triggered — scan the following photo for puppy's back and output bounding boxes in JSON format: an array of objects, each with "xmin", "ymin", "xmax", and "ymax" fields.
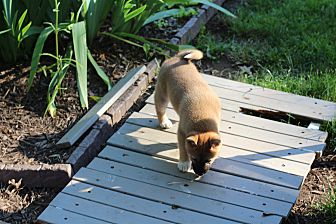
[{"xmin": 158, "ymin": 50, "xmax": 221, "ymax": 130}]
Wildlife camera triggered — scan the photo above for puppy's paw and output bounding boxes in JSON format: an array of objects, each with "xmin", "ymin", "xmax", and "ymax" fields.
[
  {"xmin": 159, "ymin": 117, "xmax": 173, "ymax": 129},
  {"xmin": 178, "ymin": 161, "xmax": 191, "ymax": 172}
]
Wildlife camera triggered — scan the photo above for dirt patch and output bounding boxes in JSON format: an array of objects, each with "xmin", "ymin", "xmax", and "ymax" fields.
[
  {"xmin": 0, "ymin": 38, "xmax": 147, "ymax": 222},
  {"xmin": 284, "ymin": 155, "xmax": 336, "ymax": 224},
  {"xmin": 0, "ymin": 40, "xmax": 145, "ymax": 165}
]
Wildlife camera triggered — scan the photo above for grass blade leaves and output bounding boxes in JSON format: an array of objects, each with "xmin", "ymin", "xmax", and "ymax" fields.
[
  {"xmin": 88, "ymin": 50, "xmax": 112, "ymax": 90},
  {"xmin": 45, "ymin": 47, "xmax": 73, "ymax": 117},
  {"xmin": 72, "ymin": 21, "xmax": 88, "ymax": 109},
  {"xmin": 28, "ymin": 26, "xmax": 53, "ymax": 90},
  {"xmin": 0, "ymin": 28, "xmax": 11, "ymax": 35},
  {"xmin": 164, "ymin": 0, "xmax": 236, "ymax": 18},
  {"xmin": 143, "ymin": 8, "xmax": 180, "ymax": 26}
]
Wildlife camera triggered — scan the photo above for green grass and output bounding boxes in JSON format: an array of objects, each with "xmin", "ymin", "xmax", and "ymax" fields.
[
  {"xmin": 197, "ymin": 0, "xmax": 336, "ymax": 71},
  {"xmin": 313, "ymin": 187, "xmax": 336, "ymax": 223},
  {"xmin": 224, "ymin": 0, "xmax": 336, "ymax": 72},
  {"xmin": 195, "ymin": 0, "xmax": 336, "ymax": 151},
  {"xmin": 237, "ymin": 70, "xmax": 336, "ymax": 102}
]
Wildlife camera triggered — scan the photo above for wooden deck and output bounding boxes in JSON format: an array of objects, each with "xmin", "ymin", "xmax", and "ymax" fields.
[{"xmin": 38, "ymin": 74, "xmax": 335, "ymax": 224}]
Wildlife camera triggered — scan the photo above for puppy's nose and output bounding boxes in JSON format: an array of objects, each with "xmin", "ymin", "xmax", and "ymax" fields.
[{"xmin": 192, "ymin": 163, "xmax": 209, "ymax": 176}]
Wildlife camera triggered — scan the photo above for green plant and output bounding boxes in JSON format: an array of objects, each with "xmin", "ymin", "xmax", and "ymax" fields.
[
  {"xmin": 80, "ymin": 0, "xmax": 114, "ymax": 45},
  {"xmin": 313, "ymin": 186, "xmax": 336, "ymax": 223},
  {"xmin": 218, "ymin": 0, "xmax": 336, "ymax": 72},
  {"xmin": 104, "ymin": 0, "xmax": 236, "ymax": 56},
  {"xmin": 28, "ymin": 0, "xmax": 111, "ymax": 117},
  {"xmin": 321, "ymin": 119, "xmax": 336, "ymax": 152},
  {"xmin": 37, "ymin": 0, "xmax": 77, "ymax": 117},
  {"xmin": 0, "ymin": 0, "xmax": 41, "ymax": 63}
]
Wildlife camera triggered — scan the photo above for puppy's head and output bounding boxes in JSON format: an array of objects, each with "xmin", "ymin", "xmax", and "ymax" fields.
[{"xmin": 185, "ymin": 132, "xmax": 221, "ymax": 176}]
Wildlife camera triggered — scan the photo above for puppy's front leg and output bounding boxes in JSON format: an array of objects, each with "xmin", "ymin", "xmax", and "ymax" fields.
[
  {"xmin": 154, "ymin": 86, "xmax": 172, "ymax": 129},
  {"xmin": 177, "ymin": 129, "xmax": 191, "ymax": 172}
]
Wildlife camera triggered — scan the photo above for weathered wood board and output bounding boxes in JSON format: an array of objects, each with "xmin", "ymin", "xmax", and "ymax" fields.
[{"xmin": 39, "ymin": 76, "xmax": 333, "ymax": 224}]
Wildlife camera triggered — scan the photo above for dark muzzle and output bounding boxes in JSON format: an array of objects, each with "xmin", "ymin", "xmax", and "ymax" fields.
[{"xmin": 192, "ymin": 162, "xmax": 211, "ymax": 176}]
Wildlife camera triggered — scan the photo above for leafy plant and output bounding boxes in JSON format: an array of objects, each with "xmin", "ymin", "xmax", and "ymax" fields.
[
  {"xmin": 313, "ymin": 186, "xmax": 336, "ymax": 223},
  {"xmin": 28, "ymin": 0, "xmax": 111, "ymax": 116},
  {"xmin": 0, "ymin": 0, "xmax": 41, "ymax": 63},
  {"xmin": 104, "ymin": 0, "xmax": 235, "ymax": 56},
  {"xmin": 80, "ymin": 0, "xmax": 114, "ymax": 45}
]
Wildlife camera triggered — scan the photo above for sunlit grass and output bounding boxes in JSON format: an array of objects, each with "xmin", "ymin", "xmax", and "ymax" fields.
[
  {"xmin": 195, "ymin": 0, "xmax": 336, "ymax": 151},
  {"xmin": 312, "ymin": 187, "xmax": 336, "ymax": 223}
]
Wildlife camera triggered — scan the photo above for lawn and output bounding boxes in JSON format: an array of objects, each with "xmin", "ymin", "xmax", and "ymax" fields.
[{"xmin": 196, "ymin": 0, "xmax": 336, "ymax": 222}]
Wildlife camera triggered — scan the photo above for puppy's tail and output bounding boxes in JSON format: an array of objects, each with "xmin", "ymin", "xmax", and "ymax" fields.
[{"xmin": 176, "ymin": 49, "xmax": 203, "ymax": 61}]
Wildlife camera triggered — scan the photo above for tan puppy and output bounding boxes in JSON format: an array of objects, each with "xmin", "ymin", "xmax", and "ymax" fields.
[{"xmin": 154, "ymin": 49, "xmax": 221, "ymax": 176}]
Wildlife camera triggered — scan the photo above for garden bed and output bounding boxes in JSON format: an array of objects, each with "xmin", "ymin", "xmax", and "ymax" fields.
[
  {"xmin": 0, "ymin": 41, "xmax": 147, "ymax": 223},
  {"xmin": 0, "ymin": 1, "xmax": 226, "ymax": 222}
]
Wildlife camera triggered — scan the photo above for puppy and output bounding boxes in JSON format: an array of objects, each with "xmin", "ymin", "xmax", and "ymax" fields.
[{"xmin": 154, "ymin": 49, "xmax": 221, "ymax": 176}]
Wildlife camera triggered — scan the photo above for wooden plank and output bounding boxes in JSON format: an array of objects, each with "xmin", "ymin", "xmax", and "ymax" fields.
[
  {"xmin": 203, "ymin": 74, "xmax": 336, "ymax": 111},
  {"xmin": 143, "ymin": 99, "xmax": 328, "ymax": 142},
  {"xmin": 105, "ymin": 134, "xmax": 300, "ymax": 200},
  {"xmin": 108, "ymin": 127, "xmax": 303, "ymax": 189},
  {"xmin": 115, "ymin": 121, "xmax": 316, "ymax": 165},
  {"xmin": 74, "ymin": 168, "xmax": 282, "ymax": 224},
  {"xmin": 106, "ymin": 134, "xmax": 299, "ymax": 203},
  {"xmin": 308, "ymin": 122, "xmax": 321, "ymax": 130},
  {"xmin": 38, "ymin": 205, "xmax": 110, "ymax": 224},
  {"xmin": 63, "ymin": 180, "xmax": 240, "ymax": 224},
  {"xmin": 209, "ymin": 85, "xmax": 335, "ymax": 122},
  {"xmin": 131, "ymin": 109, "xmax": 326, "ymax": 154},
  {"xmin": 98, "ymin": 146, "xmax": 294, "ymax": 217},
  {"xmin": 146, "ymin": 94, "xmax": 267, "ymax": 113},
  {"xmin": 132, "ymin": 107, "xmax": 325, "ymax": 161},
  {"xmin": 126, "ymin": 112, "xmax": 312, "ymax": 176},
  {"xmin": 57, "ymin": 66, "xmax": 146, "ymax": 147},
  {"xmin": 49, "ymin": 192, "xmax": 170, "ymax": 224}
]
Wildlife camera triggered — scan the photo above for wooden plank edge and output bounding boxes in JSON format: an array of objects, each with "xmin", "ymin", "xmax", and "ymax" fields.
[
  {"xmin": 57, "ymin": 65, "xmax": 146, "ymax": 148},
  {"xmin": 203, "ymin": 73, "xmax": 336, "ymax": 110},
  {"xmin": 37, "ymin": 205, "xmax": 110, "ymax": 224},
  {"xmin": 0, "ymin": 163, "xmax": 72, "ymax": 188},
  {"xmin": 171, "ymin": 0, "xmax": 226, "ymax": 45},
  {"xmin": 66, "ymin": 59, "xmax": 160, "ymax": 174},
  {"xmin": 308, "ymin": 122, "xmax": 325, "ymax": 158}
]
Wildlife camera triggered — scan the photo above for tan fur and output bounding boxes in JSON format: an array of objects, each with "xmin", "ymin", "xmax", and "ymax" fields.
[{"xmin": 154, "ymin": 49, "xmax": 221, "ymax": 176}]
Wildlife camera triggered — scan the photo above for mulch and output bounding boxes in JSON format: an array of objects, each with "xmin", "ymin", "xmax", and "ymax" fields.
[{"xmin": 0, "ymin": 38, "xmax": 147, "ymax": 223}]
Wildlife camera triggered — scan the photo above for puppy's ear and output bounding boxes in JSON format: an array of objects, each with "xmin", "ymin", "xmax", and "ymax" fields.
[
  {"xmin": 210, "ymin": 138, "xmax": 221, "ymax": 147},
  {"xmin": 186, "ymin": 136, "xmax": 197, "ymax": 147}
]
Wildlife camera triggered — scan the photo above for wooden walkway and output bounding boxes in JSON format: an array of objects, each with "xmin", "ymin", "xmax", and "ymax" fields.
[{"xmin": 38, "ymin": 74, "xmax": 335, "ymax": 224}]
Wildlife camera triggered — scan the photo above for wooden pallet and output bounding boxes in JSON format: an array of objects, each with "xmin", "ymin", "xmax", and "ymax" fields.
[{"xmin": 38, "ymin": 75, "xmax": 335, "ymax": 224}]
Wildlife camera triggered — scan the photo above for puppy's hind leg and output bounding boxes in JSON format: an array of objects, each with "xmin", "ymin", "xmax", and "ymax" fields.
[{"xmin": 154, "ymin": 84, "xmax": 172, "ymax": 129}]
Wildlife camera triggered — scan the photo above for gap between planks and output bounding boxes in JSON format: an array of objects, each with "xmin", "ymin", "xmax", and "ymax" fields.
[
  {"xmin": 72, "ymin": 167, "xmax": 282, "ymax": 224},
  {"xmin": 60, "ymin": 179, "xmax": 240, "ymax": 224},
  {"xmin": 138, "ymin": 104, "xmax": 326, "ymax": 157},
  {"xmin": 202, "ymin": 74, "xmax": 336, "ymax": 122},
  {"xmin": 109, "ymin": 122, "xmax": 306, "ymax": 189},
  {"xmin": 145, "ymin": 96, "xmax": 328, "ymax": 143},
  {"xmin": 130, "ymin": 107, "xmax": 323, "ymax": 165},
  {"xmin": 127, "ymin": 112, "xmax": 313, "ymax": 177},
  {"xmin": 96, "ymin": 145, "xmax": 293, "ymax": 217}
]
